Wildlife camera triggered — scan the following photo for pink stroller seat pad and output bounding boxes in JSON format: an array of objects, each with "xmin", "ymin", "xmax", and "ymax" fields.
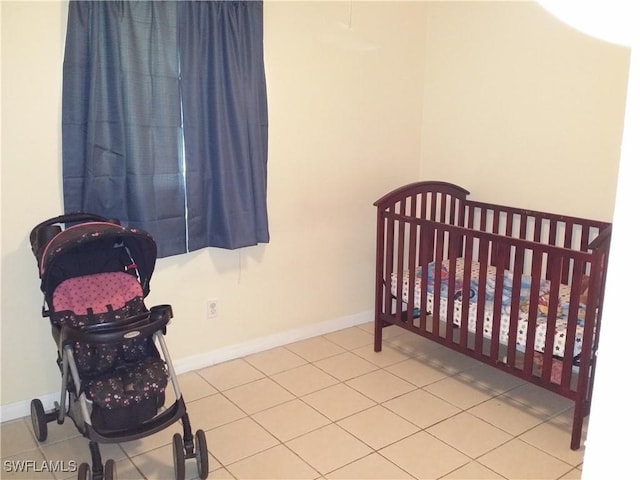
[{"xmin": 53, "ymin": 272, "xmax": 143, "ymax": 315}]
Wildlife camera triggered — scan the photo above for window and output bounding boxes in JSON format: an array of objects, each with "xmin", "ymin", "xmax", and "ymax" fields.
[{"xmin": 62, "ymin": 0, "xmax": 269, "ymax": 257}]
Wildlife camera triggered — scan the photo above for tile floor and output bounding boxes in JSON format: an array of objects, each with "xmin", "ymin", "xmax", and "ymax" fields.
[{"xmin": 1, "ymin": 322, "xmax": 586, "ymax": 479}]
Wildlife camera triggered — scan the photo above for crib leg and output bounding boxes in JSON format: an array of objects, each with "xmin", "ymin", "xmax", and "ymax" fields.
[
  {"xmin": 571, "ymin": 402, "xmax": 584, "ymax": 450},
  {"xmin": 374, "ymin": 317, "xmax": 382, "ymax": 352}
]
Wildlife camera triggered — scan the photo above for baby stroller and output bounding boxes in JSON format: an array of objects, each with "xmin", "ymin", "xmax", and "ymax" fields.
[{"xmin": 29, "ymin": 213, "xmax": 208, "ymax": 480}]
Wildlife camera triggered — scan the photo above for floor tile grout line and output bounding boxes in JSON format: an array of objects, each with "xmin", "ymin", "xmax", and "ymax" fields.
[
  {"xmin": 203, "ymin": 339, "xmax": 470, "ymax": 479},
  {"xmin": 1, "ymin": 325, "xmax": 588, "ymax": 480},
  {"xmin": 187, "ymin": 337, "xmax": 450, "ymax": 479}
]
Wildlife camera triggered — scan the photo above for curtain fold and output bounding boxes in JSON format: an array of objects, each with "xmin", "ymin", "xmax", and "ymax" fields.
[
  {"xmin": 63, "ymin": 1, "xmax": 187, "ymax": 257},
  {"xmin": 62, "ymin": 0, "xmax": 269, "ymax": 257},
  {"xmin": 178, "ymin": 0, "xmax": 269, "ymax": 251}
]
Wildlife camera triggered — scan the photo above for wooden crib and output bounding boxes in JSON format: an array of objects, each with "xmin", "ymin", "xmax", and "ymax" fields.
[{"xmin": 374, "ymin": 181, "xmax": 611, "ymax": 450}]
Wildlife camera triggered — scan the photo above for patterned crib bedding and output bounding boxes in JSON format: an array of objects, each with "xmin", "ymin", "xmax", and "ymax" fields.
[{"xmin": 390, "ymin": 259, "xmax": 587, "ymax": 358}]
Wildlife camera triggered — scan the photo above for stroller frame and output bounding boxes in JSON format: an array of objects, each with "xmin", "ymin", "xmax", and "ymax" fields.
[{"xmin": 29, "ymin": 213, "xmax": 208, "ymax": 480}]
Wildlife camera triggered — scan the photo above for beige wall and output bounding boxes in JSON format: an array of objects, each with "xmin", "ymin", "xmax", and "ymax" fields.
[
  {"xmin": 421, "ymin": 1, "xmax": 629, "ymax": 220},
  {"xmin": 2, "ymin": 1, "xmax": 70, "ymax": 407},
  {"xmin": 1, "ymin": 1, "xmax": 426, "ymax": 407},
  {"xmin": 0, "ymin": 1, "xmax": 629, "ymax": 417}
]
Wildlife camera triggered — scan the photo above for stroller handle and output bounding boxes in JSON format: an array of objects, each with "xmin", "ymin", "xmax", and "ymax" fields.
[
  {"xmin": 30, "ymin": 212, "xmax": 116, "ymax": 245},
  {"xmin": 29, "ymin": 213, "xmax": 121, "ymax": 262}
]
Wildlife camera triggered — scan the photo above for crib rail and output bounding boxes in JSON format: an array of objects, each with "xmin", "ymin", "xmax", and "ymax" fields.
[
  {"xmin": 374, "ymin": 182, "xmax": 611, "ymax": 450},
  {"xmin": 465, "ymin": 200, "xmax": 610, "ymax": 283},
  {"xmin": 375, "ymin": 208, "xmax": 610, "ymax": 384}
]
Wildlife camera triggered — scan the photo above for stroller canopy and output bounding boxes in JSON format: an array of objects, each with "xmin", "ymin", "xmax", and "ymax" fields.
[{"xmin": 31, "ymin": 216, "xmax": 157, "ymax": 300}]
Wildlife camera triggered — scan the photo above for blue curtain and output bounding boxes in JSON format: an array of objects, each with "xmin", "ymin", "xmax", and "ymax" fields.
[
  {"xmin": 62, "ymin": 1, "xmax": 269, "ymax": 257},
  {"xmin": 179, "ymin": 1, "xmax": 269, "ymax": 251}
]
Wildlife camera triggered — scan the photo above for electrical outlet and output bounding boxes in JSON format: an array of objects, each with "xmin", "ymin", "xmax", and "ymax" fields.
[{"xmin": 206, "ymin": 299, "xmax": 218, "ymax": 319}]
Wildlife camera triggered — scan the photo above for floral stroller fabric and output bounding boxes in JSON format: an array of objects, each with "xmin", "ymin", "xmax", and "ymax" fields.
[{"xmin": 29, "ymin": 213, "xmax": 208, "ymax": 480}]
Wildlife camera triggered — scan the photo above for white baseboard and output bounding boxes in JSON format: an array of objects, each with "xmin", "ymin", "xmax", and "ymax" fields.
[
  {"xmin": 1, "ymin": 392, "xmax": 62, "ymax": 425},
  {"xmin": 0, "ymin": 310, "xmax": 373, "ymax": 423},
  {"xmin": 172, "ymin": 309, "xmax": 372, "ymax": 374}
]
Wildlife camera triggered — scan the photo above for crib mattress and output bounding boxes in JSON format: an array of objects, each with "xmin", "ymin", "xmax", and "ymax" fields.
[{"xmin": 390, "ymin": 259, "xmax": 586, "ymax": 358}]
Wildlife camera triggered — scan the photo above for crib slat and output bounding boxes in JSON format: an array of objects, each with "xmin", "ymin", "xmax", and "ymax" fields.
[
  {"xmin": 383, "ymin": 216, "xmax": 395, "ymax": 320},
  {"xmin": 580, "ymin": 224, "xmax": 590, "ymax": 253},
  {"xmin": 533, "ymin": 216, "xmax": 542, "ymax": 244},
  {"xmin": 561, "ymin": 258, "xmax": 584, "ymax": 388},
  {"xmin": 560, "ymin": 220, "xmax": 574, "ymax": 284},
  {"xmin": 430, "ymin": 193, "xmax": 438, "ymax": 223},
  {"xmin": 564, "ymin": 221, "xmax": 574, "ymax": 249},
  {"xmin": 419, "ymin": 222, "xmax": 433, "ymax": 331},
  {"xmin": 467, "ymin": 205, "xmax": 476, "ymax": 231},
  {"xmin": 505, "ymin": 211, "xmax": 514, "ymax": 239},
  {"xmin": 519, "ymin": 213, "xmax": 527, "ymax": 240},
  {"xmin": 459, "ymin": 238, "xmax": 474, "ymax": 350},
  {"xmin": 480, "ymin": 208, "xmax": 488, "ymax": 235},
  {"xmin": 445, "ymin": 234, "xmax": 459, "ymax": 342},
  {"xmin": 541, "ymin": 253, "xmax": 562, "ymax": 383},
  {"xmin": 523, "ymin": 249, "xmax": 543, "ymax": 375},
  {"xmin": 432, "ymin": 227, "xmax": 446, "ymax": 337},
  {"xmin": 407, "ymin": 219, "xmax": 417, "ymax": 327},
  {"xmin": 549, "ymin": 220, "xmax": 558, "ymax": 248},
  {"xmin": 395, "ymin": 214, "xmax": 406, "ymax": 325},
  {"xmin": 475, "ymin": 238, "xmax": 490, "ymax": 355},
  {"xmin": 505, "ymin": 245, "xmax": 525, "ymax": 367},
  {"xmin": 489, "ymin": 243, "xmax": 508, "ymax": 361}
]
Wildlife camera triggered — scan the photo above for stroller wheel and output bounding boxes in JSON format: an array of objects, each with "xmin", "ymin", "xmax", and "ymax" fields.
[
  {"xmin": 195, "ymin": 429, "xmax": 209, "ymax": 479},
  {"xmin": 172, "ymin": 433, "xmax": 186, "ymax": 480},
  {"xmin": 103, "ymin": 459, "xmax": 116, "ymax": 480},
  {"xmin": 77, "ymin": 462, "xmax": 90, "ymax": 480},
  {"xmin": 30, "ymin": 399, "xmax": 47, "ymax": 442}
]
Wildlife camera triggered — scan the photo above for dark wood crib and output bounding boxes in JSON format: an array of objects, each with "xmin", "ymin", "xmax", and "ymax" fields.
[{"xmin": 373, "ymin": 181, "xmax": 611, "ymax": 450}]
